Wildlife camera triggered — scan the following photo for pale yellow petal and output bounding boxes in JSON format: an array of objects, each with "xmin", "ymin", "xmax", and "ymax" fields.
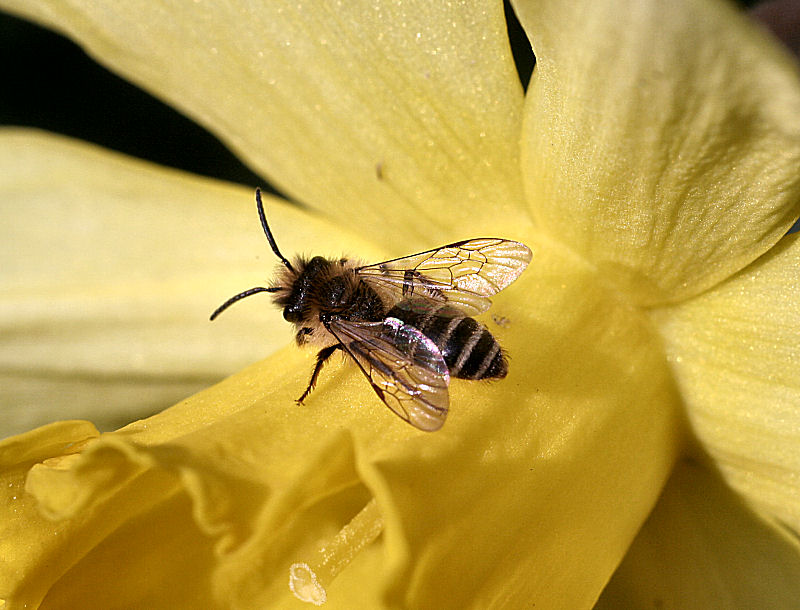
[
  {"xmin": 651, "ymin": 234, "xmax": 800, "ymax": 533},
  {"xmin": 514, "ymin": 0, "xmax": 800, "ymax": 304},
  {"xmin": 597, "ymin": 460, "xmax": 800, "ymax": 609},
  {"xmin": 0, "ymin": 129, "xmax": 380, "ymax": 436},
  {"xmin": 1, "ymin": 1, "xmax": 527, "ymax": 245}
]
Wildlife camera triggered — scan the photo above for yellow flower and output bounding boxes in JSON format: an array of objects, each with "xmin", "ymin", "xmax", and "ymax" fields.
[{"xmin": 2, "ymin": 0, "xmax": 800, "ymax": 608}]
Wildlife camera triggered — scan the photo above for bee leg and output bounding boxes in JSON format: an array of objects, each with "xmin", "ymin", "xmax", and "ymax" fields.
[
  {"xmin": 297, "ymin": 345, "xmax": 340, "ymax": 404},
  {"xmin": 402, "ymin": 269, "xmax": 416, "ymax": 296}
]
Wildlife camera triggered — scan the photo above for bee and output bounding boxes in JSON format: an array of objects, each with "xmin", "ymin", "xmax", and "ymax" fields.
[{"xmin": 211, "ymin": 189, "xmax": 532, "ymax": 431}]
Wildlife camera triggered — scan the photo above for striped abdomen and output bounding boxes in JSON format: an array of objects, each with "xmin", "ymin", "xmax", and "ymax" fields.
[{"xmin": 387, "ymin": 301, "xmax": 507, "ymax": 380}]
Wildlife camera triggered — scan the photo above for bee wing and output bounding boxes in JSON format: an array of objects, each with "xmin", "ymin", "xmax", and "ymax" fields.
[
  {"xmin": 357, "ymin": 238, "xmax": 532, "ymax": 315},
  {"xmin": 329, "ymin": 317, "xmax": 450, "ymax": 432}
]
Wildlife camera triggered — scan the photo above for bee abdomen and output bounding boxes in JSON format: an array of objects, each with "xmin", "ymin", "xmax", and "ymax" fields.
[
  {"xmin": 441, "ymin": 316, "xmax": 506, "ymax": 380},
  {"xmin": 388, "ymin": 303, "xmax": 507, "ymax": 380}
]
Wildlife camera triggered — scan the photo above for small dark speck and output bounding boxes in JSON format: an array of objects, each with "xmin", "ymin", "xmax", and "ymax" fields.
[
  {"xmin": 492, "ymin": 314, "xmax": 510, "ymax": 327},
  {"xmin": 375, "ymin": 161, "xmax": 384, "ymax": 180}
]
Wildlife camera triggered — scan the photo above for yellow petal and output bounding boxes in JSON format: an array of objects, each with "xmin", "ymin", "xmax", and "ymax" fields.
[
  {"xmin": 651, "ymin": 234, "xmax": 800, "ymax": 533},
  {"xmin": 514, "ymin": 0, "xmax": 800, "ymax": 304},
  {"xmin": 597, "ymin": 460, "xmax": 800, "ymax": 609},
  {"xmin": 0, "ymin": 420, "xmax": 99, "ymax": 608},
  {"xmin": 1, "ymin": 1, "xmax": 527, "ymax": 245},
  {"xmin": 376, "ymin": 237, "xmax": 681, "ymax": 607},
  {"xmin": 0, "ymin": 129, "xmax": 380, "ymax": 436},
  {"xmin": 2, "ymin": 427, "xmax": 228, "ymax": 608},
  {"xmin": 3, "ymin": 234, "xmax": 683, "ymax": 607}
]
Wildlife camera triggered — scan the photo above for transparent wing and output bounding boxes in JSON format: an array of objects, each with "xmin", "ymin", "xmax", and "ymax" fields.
[
  {"xmin": 357, "ymin": 238, "xmax": 532, "ymax": 315},
  {"xmin": 329, "ymin": 317, "xmax": 450, "ymax": 431}
]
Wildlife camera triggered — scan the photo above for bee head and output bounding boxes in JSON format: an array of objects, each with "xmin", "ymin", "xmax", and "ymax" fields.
[{"xmin": 280, "ymin": 256, "xmax": 332, "ymax": 324}]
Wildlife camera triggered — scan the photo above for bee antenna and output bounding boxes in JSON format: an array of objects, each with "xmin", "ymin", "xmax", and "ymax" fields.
[
  {"xmin": 209, "ymin": 286, "xmax": 279, "ymax": 321},
  {"xmin": 256, "ymin": 187, "xmax": 294, "ymax": 272}
]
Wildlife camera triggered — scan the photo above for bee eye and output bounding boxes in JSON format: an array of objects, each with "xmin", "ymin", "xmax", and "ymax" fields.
[{"xmin": 283, "ymin": 305, "xmax": 302, "ymax": 323}]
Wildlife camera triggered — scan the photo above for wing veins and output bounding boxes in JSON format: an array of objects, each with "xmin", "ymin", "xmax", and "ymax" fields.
[
  {"xmin": 355, "ymin": 238, "xmax": 532, "ymax": 316},
  {"xmin": 328, "ymin": 318, "xmax": 449, "ymax": 431}
]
